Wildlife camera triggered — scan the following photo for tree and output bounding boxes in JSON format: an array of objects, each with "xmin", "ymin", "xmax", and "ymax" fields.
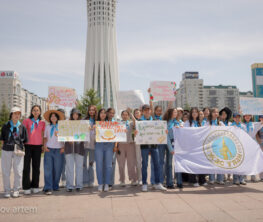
[
  {"xmin": 77, "ymin": 89, "xmax": 102, "ymax": 116},
  {"xmin": 0, "ymin": 103, "xmax": 10, "ymax": 128}
]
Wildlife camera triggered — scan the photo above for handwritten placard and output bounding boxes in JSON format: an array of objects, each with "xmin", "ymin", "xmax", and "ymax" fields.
[
  {"xmin": 117, "ymin": 90, "xmax": 145, "ymax": 110},
  {"xmin": 150, "ymin": 81, "xmax": 176, "ymax": 101},
  {"xmin": 96, "ymin": 121, "xmax": 127, "ymax": 142},
  {"xmin": 135, "ymin": 121, "xmax": 167, "ymax": 145},
  {"xmin": 240, "ymin": 97, "xmax": 263, "ymax": 115},
  {"xmin": 58, "ymin": 120, "xmax": 90, "ymax": 142},
  {"xmin": 48, "ymin": 86, "xmax": 77, "ymax": 107}
]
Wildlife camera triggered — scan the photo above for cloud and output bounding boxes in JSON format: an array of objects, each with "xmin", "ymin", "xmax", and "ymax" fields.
[{"xmin": 0, "ymin": 47, "xmax": 85, "ymax": 78}]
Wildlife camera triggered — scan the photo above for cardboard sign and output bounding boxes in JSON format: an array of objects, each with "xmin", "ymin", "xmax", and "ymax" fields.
[
  {"xmin": 48, "ymin": 86, "xmax": 77, "ymax": 107},
  {"xmin": 58, "ymin": 120, "xmax": 90, "ymax": 142},
  {"xmin": 135, "ymin": 121, "xmax": 167, "ymax": 145},
  {"xmin": 150, "ymin": 81, "xmax": 176, "ymax": 101},
  {"xmin": 117, "ymin": 90, "xmax": 145, "ymax": 110},
  {"xmin": 96, "ymin": 121, "xmax": 127, "ymax": 142},
  {"xmin": 240, "ymin": 97, "xmax": 263, "ymax": 115}
]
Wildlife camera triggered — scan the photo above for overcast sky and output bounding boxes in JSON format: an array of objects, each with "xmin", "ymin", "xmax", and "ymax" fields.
[{"xmin": 0, "ymin": 0, "xmax": 262, "ymax": 100}]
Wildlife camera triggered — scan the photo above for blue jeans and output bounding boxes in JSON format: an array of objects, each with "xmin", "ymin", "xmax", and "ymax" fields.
[
  {"xmin": 175, "ymin": 173, "xmax": 182, "ymax": 185},
  {"xmin": 110, "ymin": 152, "xmax": 117, "ymax": 186},
  {"xmin": 43, "ymin": 148, "xmax": 64, "ymax": 191},
  {"xmin": 83, "ymin": 149, "xmax": 95, "ymax": 185},
  {"xmin": 209, "ymin": 174, "xmax": 224, "ymax": 183},
  {"xmin": 60, "ymin": 154, "xmax": 66, "ymax": 182},
  {"xmin": 141, "ymin": 147, "xmax": 160, "ymax": 185},
  {"xmin": 151, "ymin": 145, "xmax": 166, "ymax": 184},
  {"xmin": 165, "ymin": 146, "xmax": 174, "ymax": 186},
  {"xmin": 65, "ymin": 153, "xmax": 84, "ymax": 189},
  {"xmin": 233, "ymin": 175, "xmax": 245, "ymax": 183},
  {"xmin": 95, "ymin": 143, "xmax": 114, "ymax": 185}
]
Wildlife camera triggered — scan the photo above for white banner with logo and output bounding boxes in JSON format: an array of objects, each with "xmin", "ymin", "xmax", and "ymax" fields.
[{"xmin": 173, "ymin": 126, "xmax": 263, "ymax": 175}]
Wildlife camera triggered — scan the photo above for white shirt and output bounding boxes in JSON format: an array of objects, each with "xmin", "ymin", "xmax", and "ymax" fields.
[{"xmin": 44, "ymin": 124, "xmax": 63, "ymax": 149}]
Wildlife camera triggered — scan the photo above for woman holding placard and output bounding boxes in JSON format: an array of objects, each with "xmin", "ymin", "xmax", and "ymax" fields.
[
  {"xmin": 95, "ymin": 108, "xmax": 114, "ymax": 192},
  {"xmin": 83, "ymin": 105, "xmax": 97, "ymax": 188},
  {"xmin": 43, "ymin": 110, "xmax": 65, "ymax": 195},
  {"xmin": 116, "ymin": 110, "xmax": 137, "ymax": 186},
  {"xmin": 106, "ymin": 108, "xmax": 117, "ymax": 188},
  {"xmin": 64, "ymin": 108, "xmax": 85, "ymax": 192}
]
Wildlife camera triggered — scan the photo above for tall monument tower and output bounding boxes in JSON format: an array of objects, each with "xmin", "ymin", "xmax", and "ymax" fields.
[{"xmin": 84, "ymin": 0, "xmax": 119, "ymax": 110}]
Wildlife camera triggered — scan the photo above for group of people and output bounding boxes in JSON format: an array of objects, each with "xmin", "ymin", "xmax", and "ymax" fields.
[{"xmin": 1, "ymin": 100, "xmax": 263, "ymax": 198}]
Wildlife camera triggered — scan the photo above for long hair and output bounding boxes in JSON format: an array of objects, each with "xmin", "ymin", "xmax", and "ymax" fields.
[
  {"xmin": 163, "ymin": 108, "xmax": 175, "ymax": 122},
  {"xmin": 85, "ymin": 105, "xmax": 97, "ymax": 120},
  {"xmin": 208, "ymin": 108, "xmax": 219, "ymax": 125},
  {"xmin": 28, "ymin": 105, "xmax": 42, "ymax": 120},
  {"xmin": 189, "ymin": 107, "xmax": 200, "ymax": 127},
  {"xmin": 133, "ymin": 109, "xmax": 140, "ymax": 120},
  {"xmin": 154, "ymin": 105, "xmax": 162, "ymax": 114},
  {"xmin": 106, "ymin": 108, "xmax": 115, "ymax": 121},
  {"xmin": 97, "ymin": 108, "xmax": 107, "ymax": 121}
]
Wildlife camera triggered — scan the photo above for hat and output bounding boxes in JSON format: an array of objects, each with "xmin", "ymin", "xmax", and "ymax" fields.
[
  {"xmin": 142, "ymin": 104, "xmax": 150, "ymax": 111},
  {"xmin": 11, "ymin": 107, "xmax": 21, "ymax": 114},
  {"xmin": 57, "ymin": 108, "xmax": 65, "ymax": 115},
  {"xmin": 177, "ymin": 107, "xmax": 184, "ymax": 112},
  {"xmin": 233, "ymin": 113, "xmax": 241, "ymax": 118},
  {"xmin": 43, "ymin": 110, "xmax": 65, "ymax": 122},
  {"xmin": 219, "ymin": 107, "xmax": 232, "ymax": 119}
]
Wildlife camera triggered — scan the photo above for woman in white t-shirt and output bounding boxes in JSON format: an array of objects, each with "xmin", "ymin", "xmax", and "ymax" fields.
[{"xmin": 43, "ymin": 110, "xmax": 65, "ymax": 195}]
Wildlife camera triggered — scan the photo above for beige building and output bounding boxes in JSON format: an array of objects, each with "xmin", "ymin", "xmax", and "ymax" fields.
[
  {"xmin": 0, "ymin": 71, "xmax": 48, "ymax": 118},
  {"xmin": 175, "ymin": 72, "xmax": 240, "ymax": 112}
]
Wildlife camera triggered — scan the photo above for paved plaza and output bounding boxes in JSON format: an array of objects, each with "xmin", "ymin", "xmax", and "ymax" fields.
[{"xmin": 1, "ymin": 160, "xmax": 263, "ymax": 222}]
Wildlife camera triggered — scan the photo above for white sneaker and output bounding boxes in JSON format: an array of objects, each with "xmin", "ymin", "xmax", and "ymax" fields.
[
  {"xmin": 4, "ymin": 193, "xmax": 11, "ymax": 198},
  {"xmin": 131, "ymin": 181, "xmax": 138, "ymax": 186},
  {"xmin": 32, "ymin": 188, "xmax": 39, "ymax": 194},
  {"xmin": 154, "ymin": 183, "xmax": 167, "ymax": 191},
  {"xmin": 219, "ymin": 181, "xmax": 225, "ymax": 185},
  {"xmin": 120, "ymin": 182, "xmax": 126, "ymax": 187},
  {"xmin": 203, "ymin": 182, "xmax": 208, "ymax": 186},
  {"xmin": 138, "ymin": 181, "xmax": 143, "ymax": 186},
  {"xmin": 142, "ymin": 184, "xmax": 148, "ymax": 192},
  {"xmin": 24, "ymin": 189, "xmax": 31, "ymax": 195},
  {"xmin": 104, "ymin": 184, "xmax": 109, "ymax": 192},
  {"xmin": 193, "ymin": 183, "xmax": 200, "ymax": 187},
  {"xmin": 240, "ymin": 180, "xmax": 247, "ymax": 185},
  {"xmin": 98, "ymin": 185, "xmax": 103, "ymax": 192},
  {"xmin": 209, "ymin": 181, "xmax": 215, "ymax": 185},
  {"xmin": 13, "ymin": 191, "xmax": 20, "ymax": 198}
]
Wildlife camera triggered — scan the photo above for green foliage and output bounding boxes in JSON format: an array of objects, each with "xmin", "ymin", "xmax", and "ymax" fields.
[
  {"xmin": 0, "ymin": 103, "xmax": 10, "ymax": 128},
  {"xmin": 77, "ymin": 89, "xmax": 102, "ymax": 116}
]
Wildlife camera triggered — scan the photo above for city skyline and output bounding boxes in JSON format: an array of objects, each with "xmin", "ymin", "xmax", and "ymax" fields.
[{"xmin": 0, "ymin": 0, "xmax": 262, "ymax": 100}]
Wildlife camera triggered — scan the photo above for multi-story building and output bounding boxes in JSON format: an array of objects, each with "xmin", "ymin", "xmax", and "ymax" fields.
[
  {"xmin": 252, "ymin": 63, "xmax": 263, "ymax": 98},
  {"xmin": 203, "ymin": 85, "xmax": 239, "ymax": 112},
  {"xmin": 239, "ymin": 91, "xmax": 253, "ymax": 98},
  {"xmin": 176, "ymin": 72, "xmax": 204, "ymax": 109},
  {"xmin": 0, "ymin": 71, "xmax": 47, "ymax": 118},
  {"xmin": 176, "ymin": 72, "xmax": 239, "ymax": 112}
]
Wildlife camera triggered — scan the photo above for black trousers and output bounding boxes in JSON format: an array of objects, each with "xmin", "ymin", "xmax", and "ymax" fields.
[
  {"xmin": 22, "ymin": 145, "xmax": 42, "ymax": 190},
  {"xmin": 189, "ymin": 174, "xmax": 207, "ymax": 185}
]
